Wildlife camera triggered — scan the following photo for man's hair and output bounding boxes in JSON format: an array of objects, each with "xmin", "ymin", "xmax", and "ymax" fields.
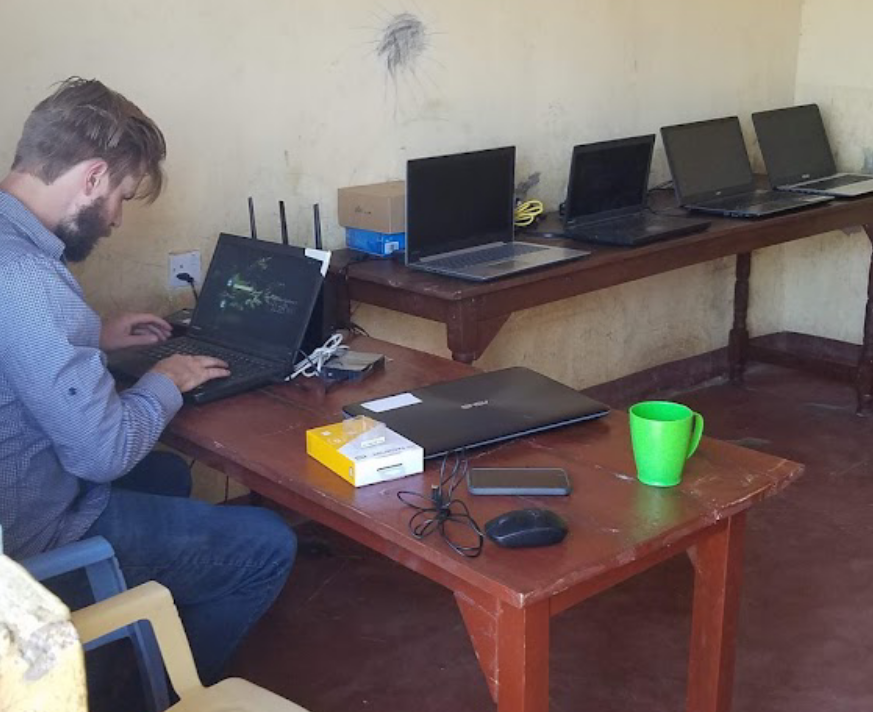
[{"xmin": 11, "ymin": 77, "xmax": 166, "ymax": 202}]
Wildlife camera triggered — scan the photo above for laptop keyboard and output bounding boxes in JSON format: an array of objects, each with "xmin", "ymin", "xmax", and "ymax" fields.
[
  {"xmin": 137, "ymin": 337, "xmax": 275, "ymax": 380},
  {"xmin": 426, "ymin": 242, "xmax": 546, "ymax": 270},
  {"xmin": 800, "ymin": 174, "xmax": 871, "ymax": 190}
]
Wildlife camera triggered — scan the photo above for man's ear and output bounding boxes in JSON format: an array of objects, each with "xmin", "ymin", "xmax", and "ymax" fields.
[{"xmin": 82, "ymin": 160, "xmax": 111, "ymax": 197}]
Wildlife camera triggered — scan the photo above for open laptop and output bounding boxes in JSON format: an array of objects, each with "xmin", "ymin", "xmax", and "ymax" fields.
[
  {"xmin": 752, "ymin": 104, "xmax": 873, "ymax": 198},
  {"xmin": 562, "ymin": 135, "xmax": 711, "ymax": 246},
  {"xmin": 661, "ymin": 117, "xmax": 833, "ymax": 218},
  {"xmin": 405, "ymin": 146, "xmax": 589, "ymax": 281},
  {"xmin": 343, "ymin": 367, "xmax": 609, "ymax": 458},
  {"xmin": 110, "ymin": 233, "xmax": 325, "ymax": 404}
]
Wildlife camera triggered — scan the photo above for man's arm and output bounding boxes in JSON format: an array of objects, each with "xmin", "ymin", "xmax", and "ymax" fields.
[{"xmin": 0, "ymin": 257, "xmax": 181, "ymax": 482}]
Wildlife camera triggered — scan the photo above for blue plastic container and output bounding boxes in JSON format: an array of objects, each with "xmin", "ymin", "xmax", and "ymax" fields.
[{"xmin": 346, "ymin": 227, "xmax": 405, "ymax": 257}]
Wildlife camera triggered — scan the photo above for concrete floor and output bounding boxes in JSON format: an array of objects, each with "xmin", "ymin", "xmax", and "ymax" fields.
[{"xmin": 230, "ymin": 364, "xmax": 873, "ymax": 712}]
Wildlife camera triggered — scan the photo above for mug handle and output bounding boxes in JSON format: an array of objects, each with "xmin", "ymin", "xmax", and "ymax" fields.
[{"xmin": 686, "ymin": 412, "xmax": 704, "ymax": 459}]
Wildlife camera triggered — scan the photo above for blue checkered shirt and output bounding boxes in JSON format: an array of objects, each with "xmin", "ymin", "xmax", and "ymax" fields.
[{"xmin": 0, "ymin": 191, "xmax": 182, "ymax": 558}]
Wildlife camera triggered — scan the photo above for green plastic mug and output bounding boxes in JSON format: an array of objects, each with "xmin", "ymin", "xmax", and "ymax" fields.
[{"xmin": 629, "ymin": 401, "xmax": 704, "ymax": 487}]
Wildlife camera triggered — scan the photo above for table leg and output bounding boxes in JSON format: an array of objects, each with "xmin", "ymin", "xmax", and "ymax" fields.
[
  {"xmin": 729, "ymin": 253, "xmax": 751, "ymax": 385},
  {"xmin": 446, "ymin": 304, "xmax": 509, "ymax": 363},
  {"xmin": 455, "ymin": 592, "xmax": 550, "ymax": 712},
  {"xmin": 495, "ymin": 599, "xmax": 550, "ymax": 712},
  {"xmin": 855, "ymin": 225, "xmax": 873, "ymax": 415},
  {"xmin": 686, "ymin": 513, "xmax": 746, "ymax": 712}
]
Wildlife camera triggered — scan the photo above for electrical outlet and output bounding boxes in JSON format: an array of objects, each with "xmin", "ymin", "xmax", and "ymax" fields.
[{"xmin": 168, "ymin": 250, "xmax": 201, "ymax": 289}]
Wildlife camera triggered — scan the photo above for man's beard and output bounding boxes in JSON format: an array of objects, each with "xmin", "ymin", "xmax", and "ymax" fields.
[{"xmin": 56, "ymin": 198, "xmax": 111, "ymax": 262}]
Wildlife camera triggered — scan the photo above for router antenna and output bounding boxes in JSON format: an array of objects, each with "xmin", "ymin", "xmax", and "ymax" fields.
[
  {"xmin": 279, "ymin": 200, "xmax": 289, "ymax": 245},
  {"xmin": 248, "ymin": 197, "xmax": 258, "ymax": 240},
  {"xmin": 313, "ymin": 203, "xmax": 323, "ymax": 250}
]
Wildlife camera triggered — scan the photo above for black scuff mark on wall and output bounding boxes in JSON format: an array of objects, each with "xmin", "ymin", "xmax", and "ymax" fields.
[
  {"xmin": 515, "ymin": 172, "xmax": 541, "ymax": 201},
  {"xmin": 377, "ymin": 12, "xmax": 428, "ymax": 80}
]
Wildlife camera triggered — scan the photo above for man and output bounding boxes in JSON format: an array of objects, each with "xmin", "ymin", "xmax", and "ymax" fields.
[{"xmin": 0, "ymin": 78, "xmax": 295, "ymax": 686}]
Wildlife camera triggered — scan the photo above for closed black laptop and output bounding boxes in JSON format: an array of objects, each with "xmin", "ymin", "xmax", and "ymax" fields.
[
  {"xmin": 752, "ymin": 104, "xmax": 873, "ymax": 198},
  {"xmin": 562, "ymin": 135, "xmax": 710, "ymax": 246},
  {"xmin": 110, "ymin": 233, "xmax": 325, "ymax": 404},
  {"xmin": 405, "ymin": 147, "xmax": 589, "ymax": 281},
  {"xmin": 661, "ymin": 116, "xmax": 833, "ymax": 218},
  {"xmin": 343, "ymin": 367, "xmax": 609, "ymax": 458}
]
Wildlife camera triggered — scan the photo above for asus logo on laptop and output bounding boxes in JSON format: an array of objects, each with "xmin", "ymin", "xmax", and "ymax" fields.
[{"xmin": 461, "ymin": 399, "xmax": 489, "ymax": 410}]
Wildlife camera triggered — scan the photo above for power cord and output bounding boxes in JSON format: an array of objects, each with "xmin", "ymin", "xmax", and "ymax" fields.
[
  {"xmin": 397, "ymin": 451, "xmax": 484, "ymax": 558},
  {"xmin": 514, "ymin": 199, "xmax": 544, "ymax": 228},
  {"xmin": 175, "ymin": 272, "xmax": 199, "ymax": 305},
  {"xmin": 288, "ymin": 333, "xmax": 348, "ymax": 380}
]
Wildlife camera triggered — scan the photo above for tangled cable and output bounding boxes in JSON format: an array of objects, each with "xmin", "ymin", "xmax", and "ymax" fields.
[
  {"xmin": 397, "ymin": 451, "xmax": 484, "ymax": 558},
  {"xmin": 288, "ymin": 333, "xmax": 347, "ymax": 380},
  {"xmin": 514, "ymin": 199, "xmax": 544, "ymax": 228}
]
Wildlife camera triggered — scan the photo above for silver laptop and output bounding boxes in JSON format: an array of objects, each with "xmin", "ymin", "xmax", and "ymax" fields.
[
  {"xmin": 752, "ymin": 104, "xmax": 873, "ymax": 198},
  {"xmin": 405, "ymin": 146, "xmax": 589, "ymax": 281},
  {"xmin": 661, "ymin": 117, "xmax": 833, "ymax": 218}
]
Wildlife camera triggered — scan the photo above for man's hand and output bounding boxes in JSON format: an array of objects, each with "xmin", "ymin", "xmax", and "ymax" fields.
[
  {"xmin": 150, "ymin": 355, "xmax": 231, "ymax": 393},
  {"xmin": 100, "ymin": 313, "xmax": 172, "ymax": 352}
]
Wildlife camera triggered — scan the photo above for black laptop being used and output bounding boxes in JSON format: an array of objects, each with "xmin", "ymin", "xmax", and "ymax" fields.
[
  {"xmin": 110, "ymin": 233, "xmax": 325, "ymax": 404},
  {"xmin": 343, "ymin": 367, "xmax": 609, "ymax": 458},
  {"xmin": 562, "ymin": 135, "xmax": 711, "ymax": 246},
  {"xmin": 752, "ymin": 104, "xmax": 873, "ymax": 198},
  {"xmin": 661, "ymin": 116, "xmax": 833, "ymax": 218},
  {"xmin": 405, "ymin": 146, "xmax": 589, "ymax": 281}
]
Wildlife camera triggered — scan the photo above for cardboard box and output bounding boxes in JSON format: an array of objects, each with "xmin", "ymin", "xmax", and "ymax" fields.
[
  {"xmin": 306, "ymin": 416, "xmax": 423, "ymax": 487},
  {"xmin": 345, "ymin": 227, "xmax": 405, "ymax": 257},
  {"xmin": 337, "ymin": 181, "xmax": 405, "ymax": 234}
]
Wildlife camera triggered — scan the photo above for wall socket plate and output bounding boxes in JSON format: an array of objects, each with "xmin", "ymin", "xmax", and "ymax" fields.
[{"xmin": 168, "ymin": 250, "xmax": 201, "ymax": 289}]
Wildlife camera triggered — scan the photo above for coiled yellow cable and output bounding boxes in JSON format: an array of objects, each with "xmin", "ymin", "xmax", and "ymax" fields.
[{"xmin": 514, "ymin": 199, "xmax": 544, "ymax": 228}]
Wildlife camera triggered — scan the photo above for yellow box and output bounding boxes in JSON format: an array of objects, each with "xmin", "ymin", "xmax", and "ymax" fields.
[{"xmin": 306, "ymin": 416, "xmax": 423, "ymax": 487}]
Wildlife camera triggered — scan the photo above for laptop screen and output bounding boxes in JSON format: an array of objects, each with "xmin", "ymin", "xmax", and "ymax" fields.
[
  {"xmin": 752, "ymin": 104, "xmax": 837, "ymax": 186},
  {"xmin": 406, "ymin": 146, "xmax": 515, "ymax": 263},
  {"xmin": 661, "ymin": 117, "xmax": 755, "ymax": 205},
  {"xmin": 565, "ymin": 135, "xmax": 655, "ymax": 224},
  {"xmin": 189, "ymin": 234, "xmax": 324, "ymax": 363}
]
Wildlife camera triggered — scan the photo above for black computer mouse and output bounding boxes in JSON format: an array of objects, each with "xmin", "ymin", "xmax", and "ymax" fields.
[{"xmin": 484, "ymin": 508, "xmax": 568, "ymax": 548}]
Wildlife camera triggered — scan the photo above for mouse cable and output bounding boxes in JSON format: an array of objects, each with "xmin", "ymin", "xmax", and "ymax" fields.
[
  {"xmin": 397, "ymin": 450, "xmax": 484, "ymax": 558},
  {"xmin": 287, "ymin": 333, "xmax": 347, "ymax": 380},
  {"xmin": 514, "ymin": 199, "xmax": 544, "ymax": 228}
]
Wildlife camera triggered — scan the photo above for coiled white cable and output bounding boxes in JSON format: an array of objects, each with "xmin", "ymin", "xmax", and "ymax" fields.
[{"xmin": 288, "ymin": 333, "xmax": 348, "ymax": 380}]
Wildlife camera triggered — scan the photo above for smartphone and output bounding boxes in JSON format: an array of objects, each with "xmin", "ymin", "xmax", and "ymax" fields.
[{"xmin": 467, "ymin": 467, "xmax": 571, "ymax": 496}]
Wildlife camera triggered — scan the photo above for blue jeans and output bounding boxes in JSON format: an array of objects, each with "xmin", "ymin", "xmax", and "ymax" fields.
[{"xmin": 84, "ymin": 451, "xmax": 296, "ymax": 684}]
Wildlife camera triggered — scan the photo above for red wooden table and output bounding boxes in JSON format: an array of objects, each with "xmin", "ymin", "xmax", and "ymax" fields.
[{"xmin": 163, "ymin": 337, "xmax": 802, "ymax": 712}]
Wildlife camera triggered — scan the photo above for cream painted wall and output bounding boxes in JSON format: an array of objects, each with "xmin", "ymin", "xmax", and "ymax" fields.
[
  {"xmin": 779, "ymin": 0, "xmax": 873, "ymax": 343},
  {"xmin": 0, "ymin": 0, "xmax": 804, "ymax": 390}
]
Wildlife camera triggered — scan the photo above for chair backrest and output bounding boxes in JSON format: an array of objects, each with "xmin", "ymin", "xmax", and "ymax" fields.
[
  {"xmin": 19, "ymin": 537, "xmax": 170, "ymax": 711},
  {"xmin": 73, "ymin": 581, "xmax": 205, "ymax": 701}
]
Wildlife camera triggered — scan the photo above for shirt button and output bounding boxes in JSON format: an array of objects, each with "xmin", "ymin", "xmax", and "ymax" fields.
[{"xmin": 68, "ymin": 387, "xmax": 77, "ymax": 396}]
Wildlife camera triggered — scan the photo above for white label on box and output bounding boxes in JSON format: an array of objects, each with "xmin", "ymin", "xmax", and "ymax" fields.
[{"xmin": 361, "ymin": 392, "xmax": 421, "ymax": 413}]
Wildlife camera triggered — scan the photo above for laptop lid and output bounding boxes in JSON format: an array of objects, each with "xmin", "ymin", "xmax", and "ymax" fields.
[
  {"xmin": 405, "ymin": 146, "xmax": 516, "ymax": 264},
  {"xmin": 189, "ymin": 233, "xmax": 324, "ymax": 365},
  {"xmin": 342, "ymin": 367, "xmax": 610, "ymax": 458},
  {"xmin": 661, "ymin": 117, "xmax": 756, "ymax": 206},
  {"xmin": 752, "ymin": 104, "xmax": 837, "ymax": 186},
  {"xmin": 564, "ymin": 135, "xmax": 655, "ymax": 226}
]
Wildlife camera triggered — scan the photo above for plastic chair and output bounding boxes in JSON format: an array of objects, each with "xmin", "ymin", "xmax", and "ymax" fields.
[
  {"xmin": 20, "ymin": 536, "xmax": 170, "ymax": 711},
  {"xmin": 72, "ymin": 581, "xmax": 312, "ymax": 711}
]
